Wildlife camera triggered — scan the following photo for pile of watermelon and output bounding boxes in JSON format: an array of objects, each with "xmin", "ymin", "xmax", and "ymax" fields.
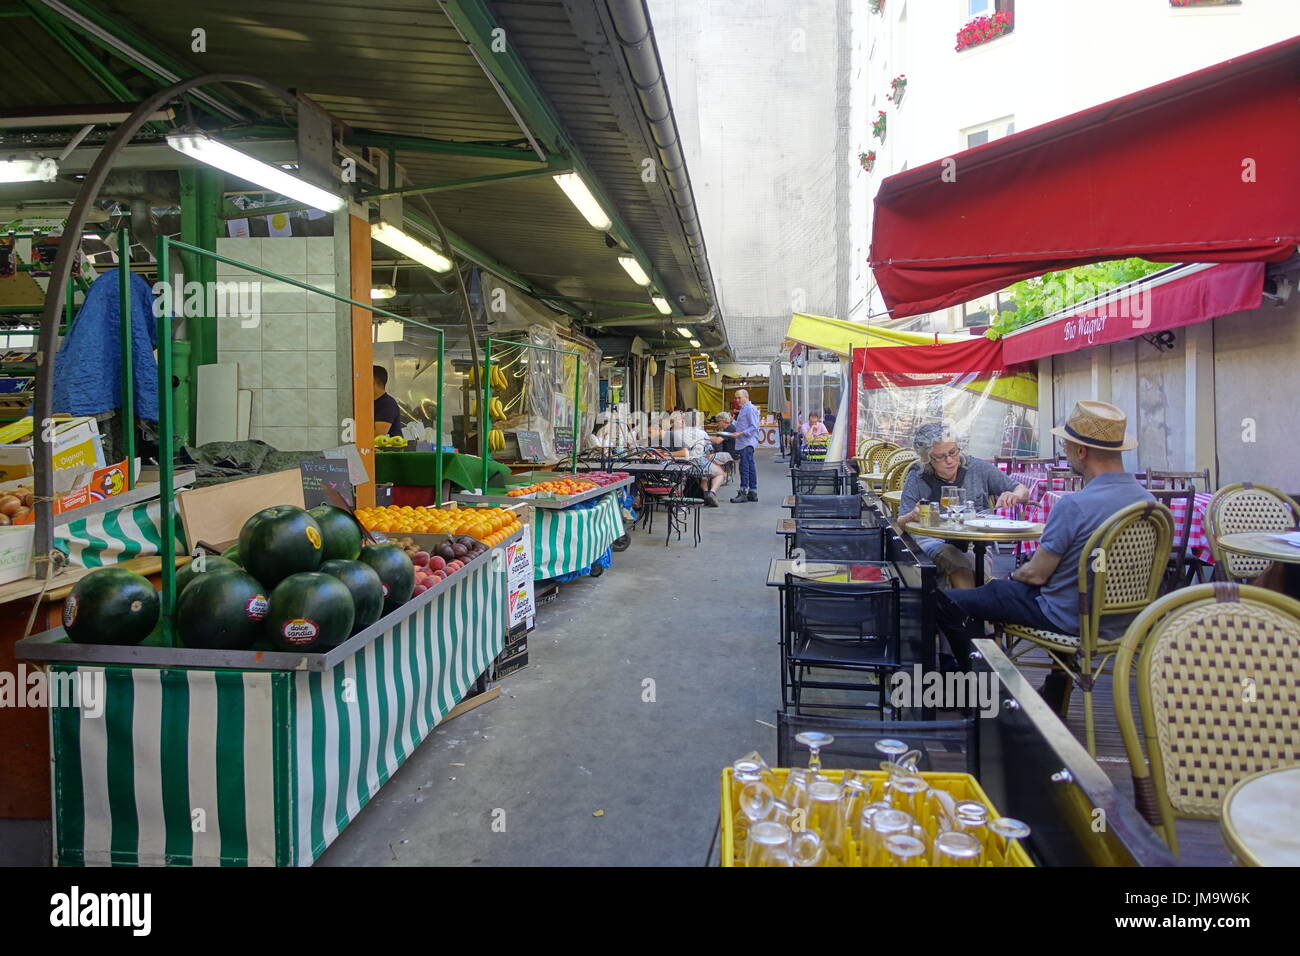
[{"xmin": 62, "ymin": 504, "xmax": 420, "ymax": 653}]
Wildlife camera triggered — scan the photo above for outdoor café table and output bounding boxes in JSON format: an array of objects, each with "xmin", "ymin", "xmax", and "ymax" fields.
[
  {"xmin": 861, "ymin": 471, "xmax": 887, "ymax": 493},
  {"xmin": 1010, "ymin": 490, "xmax": 1213, "ymax": 562},
  {"xmin": 881, "ymin": 490, "xmax": 902, "ymax": 515},
  {"xmin": 1220, "ymin": 765, "xmax": 1300, "ymax": 866},
  {"xmin": 903, "ymin": 520, "xmax": 1044, "ymax": 588},
  {"xmin": 1215, "ymin": 532, "xmax": 1300, "ymax": 565}
]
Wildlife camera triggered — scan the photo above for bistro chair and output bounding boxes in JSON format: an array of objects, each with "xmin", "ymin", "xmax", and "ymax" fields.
[
  {"xmin": 865, "ymin": 443, "xmax": 898, "ymax": 472},
  {"xmin": 998, "ymin": 500, "xmax": 1174, "ymax": 756},
  {"xmin": 658, "ymin": 459, "xmax": 707, "ymax": 548},
  {"xmin": 883, "ymin": 457, "xmax": 918, "ymax": 494},
  {"xmin": 856, "ymin": 437, "xmax": 884, "ymax": 460},
  {"xmin": 1149, "ymin": 488, "xmax": 1197, "ymax": 591},
  {"xmin": 1048, "ymin": 467, "xmax": 1084, "ymax": 493},
  {"xmin": 793, "ymin": 494, "xmax": 862, "ymax": 520},
  {"xmin": 792, "ymin": 467, "xmax": 848, "ymax": 496},
  {"xmin": 1204, "ymin": 483, "xmax": 1300, "ymax": 583},
  {"xmin": 1112, "ymin": 583, "xmax": 1300, "ymax": 857},
  {"xmin": 775, "ymin": 711, "xmax": 977, "ymax": 774},
  {"xmin": 1142, "ymin": 468, "xmax": 1212, "ymax": 493},
  {"xmin": 783, "ymin": 573, "xmax": 902, "ymax": 716},
  {"xmin": 793, "ymin": 527, "xmax": 885, "ymax": 562},
  {"xmin": 638, "ymin": 460, "xmax": 691, "ymax": 536}
]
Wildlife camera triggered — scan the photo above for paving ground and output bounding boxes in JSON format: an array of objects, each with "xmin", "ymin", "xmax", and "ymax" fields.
[{"xmin": 319, "ymin": 451, "xmax": 789, "ymax": 866}]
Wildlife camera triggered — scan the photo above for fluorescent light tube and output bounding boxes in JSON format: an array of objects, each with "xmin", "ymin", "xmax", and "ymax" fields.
[
  {"xmin": 371, "ymin": 221, "xmax": 453, "ymax": 273},
  {"xmin": 166, "ymin": 130, "xmax": 345, "ymax": 213},
  {"xmin": 651, "ymin": 296, "xmax": 671, "ymax": 315},
  {"xmin": 689, "ymin": 339, "xmax": 701, "ymax": 348},
  {"xmin": 552, "ymin": 172, "xmax": 611, "ymax": 230},
  {"xmin": 0, "ymin": 157, "xmax": 58, "ymax": 183},
  {"xmin": 618, "ymin": 255, "xmax": 651, "ymax": 286},
  {"xmin": 676, "ymin": 327, "xmax": 693, "ymax": 338},
  {"xmin": 371, "ymin": 284, "xmax": 397, "ymax": 300}
]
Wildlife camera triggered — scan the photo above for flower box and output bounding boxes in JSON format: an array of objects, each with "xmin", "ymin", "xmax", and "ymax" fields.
[
  {"xmin": 868, "ymin": 0, "xmax": 884, "ymax": 13},
  {"xmin": 887, "ymin": 74, "xmax": 907, "ymax": 104},
  {"xmin": 871, "ymin": 111, "xmax": 887, "ymax": 142},
  {"xmin": 859, "ymin": 150, "xmax": 876, "ymax": 172},
  {"xmin": 955, "ymin": 11, "xmax": 1013, "ymax": 51}
]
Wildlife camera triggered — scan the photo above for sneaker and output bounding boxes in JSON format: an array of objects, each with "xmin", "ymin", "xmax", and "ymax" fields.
[
  {"xmin": 703, "ymin": 492, "xmax": 719, "ymax": 508},
  {"xmin": 730, "ymin": 491, "xmax": 749, "ymax": 503},
  {"xmin": 747, "ymin": 491, "xmax": 758, "ymax": 502}
]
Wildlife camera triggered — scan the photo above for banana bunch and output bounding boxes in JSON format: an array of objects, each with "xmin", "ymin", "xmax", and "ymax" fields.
[
  {"xmin": 375, "ymin": 435, "xmax": 408, "ymax": 449},
  {"xmin": 489, "ymin": 397, "xmax": 506, "ymax": 422},
  {"xmin": 488, "ymin": 429, "xmax": 506, "ymax": 452},
  {"xmin": 468, "ymin": 363, "xmax": 510, "ymax": 390}
]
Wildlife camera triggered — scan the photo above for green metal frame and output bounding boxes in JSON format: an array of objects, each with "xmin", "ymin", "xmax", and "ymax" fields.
[
  {"xmin": 478, "ymin": 336, "xmax": 583, "ymax": 493},
  {"xmin": 357, "ymin": 163, "xmax": 571, "ymax": 200},
  {"xmin": 118, "ymin": 226, "xmax": 134, "ymax": 490},
  {"xmin": 154, "ymin": 237, "xmax": 447, "ymax": 645}
]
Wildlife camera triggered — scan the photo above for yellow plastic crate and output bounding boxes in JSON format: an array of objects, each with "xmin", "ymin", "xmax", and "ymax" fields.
[{"xmin": 720, "ymin": 767, "xmax": 1034, "ymax": 867}]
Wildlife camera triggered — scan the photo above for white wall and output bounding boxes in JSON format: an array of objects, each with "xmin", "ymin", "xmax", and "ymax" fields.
[{"xmin": 853, "ymin": 0, "xmax": 1300, "ymax": 329}]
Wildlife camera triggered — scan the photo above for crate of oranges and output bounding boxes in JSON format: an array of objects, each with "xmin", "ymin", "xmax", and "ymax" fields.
[
  {"xmin": 505, "ymin": 478, "xmax": 597, "ymax": 498},
  {"xmin": 354, "ymin": 504, "xmax": 523, "ymax": 546}
]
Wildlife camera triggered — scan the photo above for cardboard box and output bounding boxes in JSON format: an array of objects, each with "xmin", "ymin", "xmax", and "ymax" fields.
[
  {"xmin": 0, "ymin": 416, "xmax": 105, "ymax": 490},
  {"xmin": 3, "ymin": 460, "xmax": 130, "ymax": 524},
  {"xmin": 0, "ymin": 525, "xmax": 36, "ymax": 585},
  {"xmin": 491, "ymin": 644, "xmax": 529, "ymax": 681}
]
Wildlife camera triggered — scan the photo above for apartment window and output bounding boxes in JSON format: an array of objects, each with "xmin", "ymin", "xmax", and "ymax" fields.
[
  {"xmin": 962, "ymin": 116, "xmax": 1015, "ymax": 150},
  {"xmin": 966, "ymin": 0, "xmax": 1014, "ymax": 19}
]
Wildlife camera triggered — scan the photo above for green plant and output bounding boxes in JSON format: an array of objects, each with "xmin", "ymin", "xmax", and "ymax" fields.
[
  {"xmin": 871, "ymin": 111, "xmax": 887, "ymax": 141},
  {"xmin": 985, "ymin": 259, "xmax": 1169, "ymax": 338}
]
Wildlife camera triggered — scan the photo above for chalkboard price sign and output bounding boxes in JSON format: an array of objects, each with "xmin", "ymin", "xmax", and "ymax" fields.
[
  {"xmin": 516, "ymin": 430, "xmax": 544, "ymax": 461},
  {"xmin": 554, "ymin": 426, "xmax": 574, "ymax": 457},
  {"xmin": 300, "ymin": 458, "xmax": 355, "ymax": 508},
  {"xmin": 690, "ymin": 354, "xmax": 710, "ymax": 381}
]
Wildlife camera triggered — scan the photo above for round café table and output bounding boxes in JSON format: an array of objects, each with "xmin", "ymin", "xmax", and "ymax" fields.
[
  {"xmin": 1220, "ymin": 765, "xmax": 1300, "ymax": 866},
  {"xmin": 880, "ymin": 490, "xmax": 902, "ymax": 516},
  {"xmin": 904, "ymin": 520, "xmax": 1044, "ymax": 587},
  {"xmin": 1215, "ymin": 532, "xmax": 1300, "ymax": 564}
]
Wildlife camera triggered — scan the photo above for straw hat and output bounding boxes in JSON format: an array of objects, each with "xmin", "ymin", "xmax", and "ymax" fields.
[{"xmin": 1050, "ymin": 400, "xmax": 1138, "ymax": 451}]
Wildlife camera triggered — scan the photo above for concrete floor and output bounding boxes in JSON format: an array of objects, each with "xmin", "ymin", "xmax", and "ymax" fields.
[{"xmin": 318, "ymin": 451, "xmax": 788, "ymax": 866}]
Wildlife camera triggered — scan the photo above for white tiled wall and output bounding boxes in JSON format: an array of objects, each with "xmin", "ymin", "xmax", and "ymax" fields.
[{"xmin": 216, "ymin": 236, "xmax": 341, "ymax": 450}]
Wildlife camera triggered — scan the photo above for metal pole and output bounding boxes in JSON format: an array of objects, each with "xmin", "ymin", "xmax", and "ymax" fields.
[
  {"xmin": 571, "ymin": 354, "xmax": 581, "ymax": 474},
  {"xmin": 434, "ymin": 332, "xmax": 444, "ymax": 505},
  {"xmin": 118, "ymin": 226, "xmax": 134, "ymax": 489},
  {"xmin": 480, "ymin": 338, "xmax": 492, "ymax": 494},
  {"xmin": 156, "ymin": 235, "xmax": 175, "ymax": 647}
]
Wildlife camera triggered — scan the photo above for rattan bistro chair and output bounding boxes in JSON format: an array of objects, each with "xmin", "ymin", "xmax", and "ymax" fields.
[
  {"xmin": 856, "ymin": 437, "xmax": 884, "ymax": 460},
  {"xmin": 1112, "ymin": 583, "xmax": 1300, "ymax": 858},
  {"xmin": 999, "ymin": 500, "xmax": 1174, "ymax": 756},
  {"xmin": 883, "ymin": 457, "xmax": 919, "ymax": 494},
  {"xmin": 1204, "ymin": 483, "xmax": 1300, "ymax": 583},
  {"xmin": 865, "ymin": 443, "xmax": 898, "ymax": 472}
]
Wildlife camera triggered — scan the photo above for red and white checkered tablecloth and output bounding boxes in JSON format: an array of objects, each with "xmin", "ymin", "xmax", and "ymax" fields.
[{"xmin": 999, "ymin": 491, "xmax": 1213, "ymax": 561}]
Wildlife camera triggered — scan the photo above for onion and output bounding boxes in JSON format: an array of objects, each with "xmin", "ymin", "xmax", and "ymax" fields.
[
  {"xmin": 0, "ymin": 514, "xmax": 9, "ymax": 526},
  {"xmin": 0, "ymin": 496, "xmax": 21, "ymax": 517}
]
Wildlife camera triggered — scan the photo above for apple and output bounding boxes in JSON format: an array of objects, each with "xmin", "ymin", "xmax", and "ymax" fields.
[
  {"xmin": 429, "ymin": 555, "xmax": 446, "ymax": 571},
  {"xmin": 413, "ymin": 551, "xmax": 430, "ymax": 567},
  {"xmin": 412, "ymin": 584, "xmax": 428, "ymax": 597}
]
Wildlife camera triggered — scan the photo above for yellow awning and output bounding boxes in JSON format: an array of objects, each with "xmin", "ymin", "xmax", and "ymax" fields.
[{"xmin": 783, "ymin": 312, "xmax": 1036, "ymax": 408}]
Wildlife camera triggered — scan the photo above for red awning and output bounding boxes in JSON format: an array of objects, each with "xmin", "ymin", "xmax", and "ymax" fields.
[
  {"xmin": 869, "ymin": 36, "xmax": 1300, "ymax": 318},
  {"xmin": 851, "ymin": 335, "xmax": 1010, "ymax": 388},
  {"xmin": 1000, "ymin": 261, "xmax": 1264, "ymax": 365}
]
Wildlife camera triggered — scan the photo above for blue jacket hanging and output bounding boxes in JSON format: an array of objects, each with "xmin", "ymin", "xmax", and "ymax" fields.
[{"xmin": 52, "ymin": 270, "xmax": 160, "ymax": 421}]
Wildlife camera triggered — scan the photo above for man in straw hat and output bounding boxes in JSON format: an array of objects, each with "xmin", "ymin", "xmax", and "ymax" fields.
[{"xmin": 937, "ymin": 401, "xmax": 1154, "ymax": 710}]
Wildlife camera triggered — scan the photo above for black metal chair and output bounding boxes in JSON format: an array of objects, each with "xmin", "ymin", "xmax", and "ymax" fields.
[
  {"xmin": 783, "ymin": 573, "xmax": 902, "ymax": 716},
  {"xmin": 638, "ymin": 460, "xmax": 691, "ymax": 536},
  {"xmin": 659, "ymin": 459, "xmax": 706, "ymax": 548},
  {"xmin": 792, "ymin": 527, "xmax": 885, "ymax": 562},
  {"xmin": 791, "ymin": 466, "xmax": 849, "ymax": 496},
  {"xmin": 792, "ymin": 494, "xmax": 863, "ymax": 520}
]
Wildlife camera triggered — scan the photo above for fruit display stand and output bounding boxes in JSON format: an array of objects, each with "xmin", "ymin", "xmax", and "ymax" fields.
[
  {"xmin": 375, "ymin": 450, "xmax": 513, "ymax": 507},
  {"xmin": 14, "ymin": 525, "xmax": 520, "ymax": 866}
]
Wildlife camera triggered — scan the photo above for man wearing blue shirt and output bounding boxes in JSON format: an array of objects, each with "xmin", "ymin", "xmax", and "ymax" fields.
[
  {"xmin": 938, "ymin": 401, "xmax": 1154, "ymax": 708},
  {"xmin": 723, "ymin": 388, "xmax": 761, "ymax": 503}
]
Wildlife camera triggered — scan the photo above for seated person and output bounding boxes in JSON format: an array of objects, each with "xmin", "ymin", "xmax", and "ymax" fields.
[
  {"xmin": 937, "ymin": 402, "xmax": 1154, "ymax": 708},
  {"xmin": 710, "ymin": 411, "xmax": 737, "ymax": 463},
  {"xmin": 897, "ymin": 422, "xmax": 1030, "ymax": 589},
  {"xmin": 671, "ymin": 414, "xmax": 727, "ymax": 508},
  {"xmin": 801, "ymin": 413, "xmax": 828, "ymax": 439}
]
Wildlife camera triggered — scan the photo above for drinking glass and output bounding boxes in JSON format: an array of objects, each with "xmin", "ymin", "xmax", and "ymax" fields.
[
  {"xmin": 840, "ymin": 772, "xmax": 876, "ymax": 839},
  {"xmin": 745, "ymin": 821, "xmax": 793, "ymax": 867},
  {"xmin": 865, "ymin": 808, "xmax": 923, "ymax": 867},
  {"xmin": 941, "ymin": 485, "xmax": 961, "ymax": 524},
  {"xmin": 789, "ymin": 829, "xmax": 827, "ymax": 867},
  {"xmin": 989, "ymin": 817, "xmax": 1031, "ymax": 864},
  {"xmin": 932, "ymin": 830, "xmax": 982, "ymax": 867},
  {"xmin": 952, "ymin": 800, "xmax": 990, "ymax": 853},
  {"xmin": 883, "ymin": 833, "xmax": 928, "ymax": 867},
  {"xmin": 781, "ymin": 767, "xmax": 815, "ymax": 813},
  {"xmin": 734, "ymin": 751, "xmax": 781, "ymax": 793},
  {"xmin": 883, "ymin": 773, "xmax": 930, "ymax": 821},
  {"xmin": 807, "ymin": 779, "xmax": 849, "ymax": 864},
  {"xmin": 795, "ymin": 731, "xmax": 835, "ymax": 777}
]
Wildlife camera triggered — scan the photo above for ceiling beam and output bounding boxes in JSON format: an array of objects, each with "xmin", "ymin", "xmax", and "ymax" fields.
[
  {"xmin": 345, "ymin": 129, "xmax": 546, "ymax": 164},
  {"xmin": 358, "ymin": 162, "xmax": 571, "ymax": 200}
]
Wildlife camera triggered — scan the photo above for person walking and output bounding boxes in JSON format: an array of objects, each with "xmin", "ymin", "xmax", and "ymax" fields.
[{"xmin": 723, "ymin": 388, "xmax": 760, "ymax": 502}]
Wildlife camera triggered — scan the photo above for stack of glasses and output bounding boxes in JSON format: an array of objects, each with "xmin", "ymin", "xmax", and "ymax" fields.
[{"xmin": 727, "ymin": 733, "xmax": 1031, "ymax": 867}]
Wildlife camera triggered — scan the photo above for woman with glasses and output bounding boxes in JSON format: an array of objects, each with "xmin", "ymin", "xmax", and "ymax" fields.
[{"xmin": 897, "ymin": 422, "xmax": 1030, "ymax": 589}]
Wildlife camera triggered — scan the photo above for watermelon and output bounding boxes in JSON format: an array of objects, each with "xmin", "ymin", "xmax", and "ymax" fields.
[
  {"xmin": 222, "ymin": 544, "xmax": 243, "ymax": 567},
  {"xmin": 308, "ymin": 505, "xmax": 363, "ymax": 561},
  {"xmin": 238, "ymin": 506, "xmax": 324, "ymax": 587},
  {"xmin": 357, "ymin": 543, "xmax": 415, "ymax": 613},
  {"xmin": 63, "ymin": 567, "xmax": 160, "ymax": 645},
  {"xmin": 265, "ymin": 572, "xmax": 354, "ymax": 651},
  {"xmin": 318, "ymin": 559, "xmax": 385, "ymax": 635},
  {"xmin": 176, "ymin": 569, "xmax": 269, "ymax": 650},
  {"xmin": 175, "ymin": 554, "xmax": 236, "ymax": 596}
]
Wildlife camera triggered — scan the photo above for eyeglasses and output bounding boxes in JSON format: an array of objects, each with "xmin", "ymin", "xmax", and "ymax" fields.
[{"xmin": 929, "ymin": 449, "xmax": 961, "ymax": 462}]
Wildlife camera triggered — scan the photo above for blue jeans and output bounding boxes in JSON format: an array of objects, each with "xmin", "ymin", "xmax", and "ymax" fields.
[
  {"xmin": 945, "ymin": 579, "xmax": 1062, "ymax": 633},
  {"xmin": 738, "ymin": 445, "xmax": 757, "ymax": 491}
]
